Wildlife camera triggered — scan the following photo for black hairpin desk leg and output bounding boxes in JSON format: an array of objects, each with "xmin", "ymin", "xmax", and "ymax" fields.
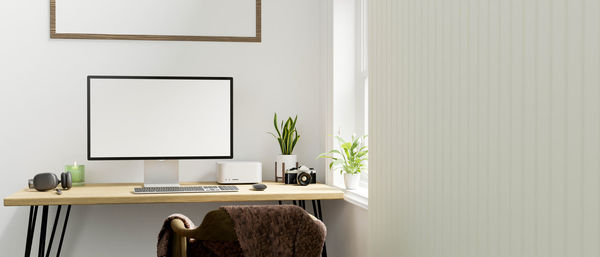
[
  {"xmin": 312, "ymin": 200, "xmax": 327, "ymax": 257},
  {"xmin": 55, "ymin": 205, "xmax": 71, "ymax": 257},
  {"xmin": 45, "ymin": 205, "xmax": 61, "ymax": 257},
  {"xmin": 24, "ymin": 205, "xmax": 71, "ymax": 257},
  {"xmin": 38, "ymin": 206, "xmax": 49, "ymax": 257},
  {"xmin": 25, "ymin": 206, "xmax": 38, "ymax": 257}
]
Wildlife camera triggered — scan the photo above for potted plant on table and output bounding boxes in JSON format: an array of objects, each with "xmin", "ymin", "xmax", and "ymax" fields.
[
  {"xmin": 268, "ymin": 113, "xmax": 300, "ymax": 179},
  {"xmin": 318, "ymin": 134, "xmax": 368, "ymax": 190}
]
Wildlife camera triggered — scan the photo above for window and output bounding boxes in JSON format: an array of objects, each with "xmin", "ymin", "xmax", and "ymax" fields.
[{"xmin": 331, "ymin": 0, "xmax": 368, "ymax": 208}]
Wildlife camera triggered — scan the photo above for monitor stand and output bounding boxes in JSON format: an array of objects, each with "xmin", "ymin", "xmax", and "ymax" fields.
[{"xmin": 144, "ymin": 160, "xmax": 180, "ymax": 187}]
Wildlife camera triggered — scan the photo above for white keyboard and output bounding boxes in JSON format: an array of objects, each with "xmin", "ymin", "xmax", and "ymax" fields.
[{"xmin": 132, "ymin": 185, "xmax": 239, "ymax": 194}]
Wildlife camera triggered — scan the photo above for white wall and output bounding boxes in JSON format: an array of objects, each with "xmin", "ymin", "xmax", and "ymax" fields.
[
  {"xmin": 323, "ymin": 200, "xmax": 368, "ymax": 257},
  {"xmin": 369, "ymin": 0, "xmax": 600, "ymax": 257},
  {"xmin": 0, "ymin": 1, "xmax": 362, "ymax": 256}
]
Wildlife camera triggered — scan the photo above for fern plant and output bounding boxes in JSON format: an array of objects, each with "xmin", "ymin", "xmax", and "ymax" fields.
[
  {"xmin": 318, "ymin": 134, "xmax": 368, "ymax": 175},
  {"xmin": 268, "ymin": 113, "xmax": 300, "ymax": 155}
]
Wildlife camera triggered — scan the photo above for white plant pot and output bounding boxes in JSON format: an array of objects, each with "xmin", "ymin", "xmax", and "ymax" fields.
[
  {"xmin": 276, "ymin": 154, "xmax": 297, "ymax": 174},
  {"xmin": 344, "ymin": 173, "xmax": 360, "ymax": 190}
]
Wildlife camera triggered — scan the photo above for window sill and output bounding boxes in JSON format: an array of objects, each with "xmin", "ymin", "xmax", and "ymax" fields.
[{"xmin": 333, "ymin": 184, "xmax": 368, "ymax": 210}]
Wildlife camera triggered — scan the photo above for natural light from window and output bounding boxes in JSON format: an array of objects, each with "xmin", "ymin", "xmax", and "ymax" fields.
[{"xmin": 331, "ymin": 0, "xmax": 368, "ymax": 209}]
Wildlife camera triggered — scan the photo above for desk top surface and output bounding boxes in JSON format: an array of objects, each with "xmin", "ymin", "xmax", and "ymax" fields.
[{"xmin": 3, "ymin": 182, "xmax": 344, "ymax": 206}]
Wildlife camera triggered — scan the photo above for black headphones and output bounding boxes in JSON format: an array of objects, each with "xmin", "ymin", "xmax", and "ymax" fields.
[{"xmin": 28, "ymin": 172, "xmax": 72, "ymax": 194}]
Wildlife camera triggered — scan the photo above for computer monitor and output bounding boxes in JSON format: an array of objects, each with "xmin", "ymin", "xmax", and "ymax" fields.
[{"xmin": 87, "ymin": 76, "xmax": 233, "ymax": 186}]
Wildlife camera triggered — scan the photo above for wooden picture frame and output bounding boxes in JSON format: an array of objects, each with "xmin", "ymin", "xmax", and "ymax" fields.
[{"xmin": 50, "ymin": 0, "xmax": 261, "ymax": 42}]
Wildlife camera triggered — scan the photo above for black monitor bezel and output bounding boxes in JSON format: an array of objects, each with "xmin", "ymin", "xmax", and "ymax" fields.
[{"xmin": 87, "ymin": 75, "xmax": 234, "ymax": 160}]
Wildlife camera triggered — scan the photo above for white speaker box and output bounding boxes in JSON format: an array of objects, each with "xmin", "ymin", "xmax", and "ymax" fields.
[{"xmin": 217, "ymin": 161, "xmax": 262, "ymax": 184}]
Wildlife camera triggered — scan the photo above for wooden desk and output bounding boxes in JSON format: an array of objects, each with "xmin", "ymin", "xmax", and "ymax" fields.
[
  {"xmin": 4, "ymin": 182, "xmax": 344, "ymax": 206},
  {"xmin": 4, "ymin": 182, "xmax": 343, "ymax": 257}
]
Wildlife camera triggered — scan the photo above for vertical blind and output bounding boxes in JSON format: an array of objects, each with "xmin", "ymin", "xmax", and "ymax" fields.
[{"xmin": 368, "ymin": 0, "xmax": 600, "ymax": 256}]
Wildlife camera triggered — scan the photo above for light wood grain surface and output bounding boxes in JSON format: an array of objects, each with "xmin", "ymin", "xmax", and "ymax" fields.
[{"xmin": 3, "ymin": 182, "xmax": 343, "ymax": 206}]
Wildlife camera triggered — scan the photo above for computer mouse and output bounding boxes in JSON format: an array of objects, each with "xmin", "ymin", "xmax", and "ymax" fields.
[{"xmin": 252, "ymin": 184, "xmax": 267, "ymax": 191}]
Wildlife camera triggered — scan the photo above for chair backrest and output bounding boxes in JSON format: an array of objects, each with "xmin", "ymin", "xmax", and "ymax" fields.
[
  {"xmin": 169, "ymin": 209, "xmax": 237, "ymax": 257},
  {"xmin": 170, "ymin": 209, "xmax": 237, "ymax": 241}
]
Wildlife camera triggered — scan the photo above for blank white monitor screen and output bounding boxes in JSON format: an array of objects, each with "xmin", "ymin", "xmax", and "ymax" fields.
[{"xmin": 88, "ymin": 76, "xmax": 233, "ymax": 160}]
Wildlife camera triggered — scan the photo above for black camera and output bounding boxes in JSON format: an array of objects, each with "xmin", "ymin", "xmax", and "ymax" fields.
[{"xmin": 284, "ymin": 166, "xmax": 316, "ymax": 186}]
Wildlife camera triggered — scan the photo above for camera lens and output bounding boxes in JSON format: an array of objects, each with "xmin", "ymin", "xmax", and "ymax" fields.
[{"xmin": 297, "ymin": 172, "xmax": 311, "ymax": 186}]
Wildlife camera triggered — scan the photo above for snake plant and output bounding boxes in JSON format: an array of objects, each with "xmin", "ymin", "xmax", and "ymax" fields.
[{"xmin": 268, "ymin": 113, "xmax": 300, "ymax": 155}]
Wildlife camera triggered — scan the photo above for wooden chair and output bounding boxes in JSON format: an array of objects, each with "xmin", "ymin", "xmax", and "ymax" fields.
[
  {"xmin": 169, "ymin": 208, "xmax": 321, "ymax": 257},
  {"xmin": 169, "ymin": 209, "xmax": 237, "ymax": 257}
]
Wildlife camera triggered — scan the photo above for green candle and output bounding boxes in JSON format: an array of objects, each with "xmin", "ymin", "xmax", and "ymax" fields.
[{"xmin": 65, "ymin": 161, "xmax": 85, "ymax": 186}]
